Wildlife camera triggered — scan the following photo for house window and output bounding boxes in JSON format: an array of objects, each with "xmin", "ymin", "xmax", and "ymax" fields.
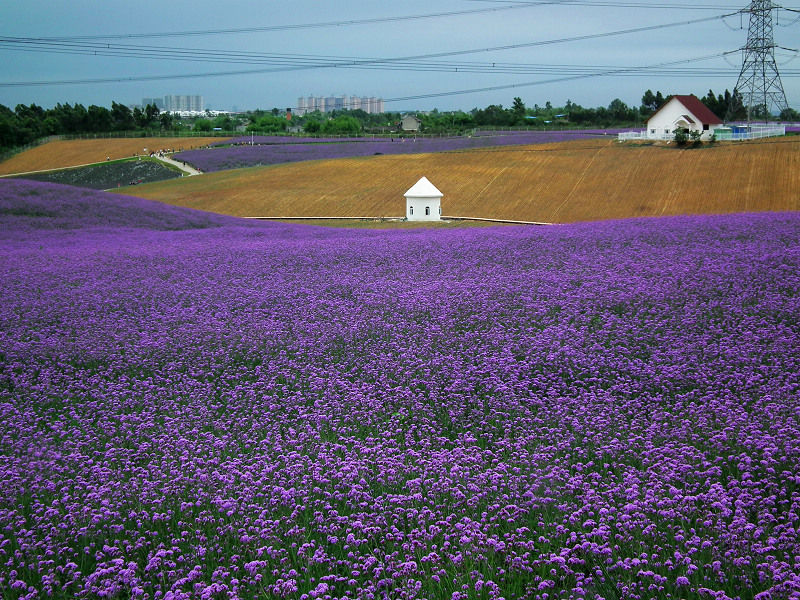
[
  {"xmin": 665, "ymin": 129, "xmax": 670, "ymax": 134},
  {"xmin": 703, "ymin": 124, "xmax": 709, "ymax": 131},
  {"xmin": 438, "ymin": 207, "xmax": 441, "ymax": 215},
  {"xmin": 425, "ymin": 207, "xmax": 430, "ymax": 216},
  {"xmin": 651, "ymin": 129, "xmax": 655, "ymax": 134},
  {"xmin": 409, "ymin": 206, "xmax": 413, "ymax": 215}
]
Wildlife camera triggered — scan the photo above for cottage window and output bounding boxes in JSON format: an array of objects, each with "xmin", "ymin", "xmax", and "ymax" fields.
[
  {"xmin": 703, "ymin": 124, "xmax": 709, "ymax": 131},
  {"xmin": 425, "ymin": 207, "xmax": 430, "ymax": 216},
  {"xmin": 409, "ymin": 206, "xmax": 413, "ymax": 215}
]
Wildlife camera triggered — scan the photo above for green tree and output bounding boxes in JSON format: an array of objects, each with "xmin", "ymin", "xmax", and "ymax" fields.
[
  {"xmin": 213, "ymin": 114, "xmax": 233, "ymax": 130},
  {"xmin": 473, "ymin": 104, "xmax": 512, "ymax": 127},
  {"xmin": 0, "ymin": 104, "xmax": 21, "ymax": 148},
  {"xmin": 780, "ymin": 107, "xmax": 799, "ymax": 121},
  {"xmin": 640, "ymin": 90, "xmax": 666, "ymax": 115},
  {"xmin": 608, "ymin": 98, "xmax": 635, "ymax": 123},
  {"xmin": 303, "ymin": 119, "xmax": 321, "ymax": 134},
  {"xmin": 247, "ymin": 114, "xmax": 288, "ymax": 133},
  {"xmin": 111, "ymin": 102, "xmax": 135, "ymax": 130},
  {"xmin": 87, "ymin": 105, "xmax": 112, "ymax": 132},
  {"xmin": 726, "ymin": 89, "xmax": 747, "ymax": 121},
  {"xmin": 145, "ymin": 103, "xmax": 160, "ymax": 128},
  {"xmin": 321, "ymin": 115, "xmax": 361, "ymax": 135},
  {"xmin": 511, "ymin": 97, "xmax": 526, "ymax": 124},
  {"xmin": 14, "ymin": 104, "xmax": 46, "ymax": 142},
  {"xmin": 193, "ymin": 118, "xmax": 213, "ymax": 132},
  {"xmin": 160, "ymin": 112, "xmax": 174, "ymax": 131},
  {"xmin": 133, "ymin": 107, "xmax": 147, "ymax": 128}
]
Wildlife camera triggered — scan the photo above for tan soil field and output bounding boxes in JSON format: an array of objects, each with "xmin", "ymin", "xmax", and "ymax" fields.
[
  {"xmin": 0, "ymin": 137, "xmax": 227, "ymax": 175},
  {"xmin": 118, "ymin": 137, "xmax": 800, "ymax": 224}
]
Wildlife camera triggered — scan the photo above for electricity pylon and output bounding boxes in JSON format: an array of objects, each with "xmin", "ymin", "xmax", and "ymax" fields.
[{"xmin": 728, "ymin": 0, "xmax": 789, "ymax": 122}]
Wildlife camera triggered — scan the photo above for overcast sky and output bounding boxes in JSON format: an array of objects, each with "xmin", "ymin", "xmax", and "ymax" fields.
[{"xmin": 1, "ymin": 1, "xmax": 798, "ymax": 113}]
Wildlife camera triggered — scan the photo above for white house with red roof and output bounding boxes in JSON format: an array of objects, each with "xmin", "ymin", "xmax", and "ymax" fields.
[{"xmin": 645, "ymin": 94, "xmax": 723, "ymax": 141}]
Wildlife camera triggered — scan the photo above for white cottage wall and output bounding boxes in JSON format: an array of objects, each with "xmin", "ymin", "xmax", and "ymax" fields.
[{"xmin": 406, "ymin": 198, "xmax": 442, "ymax": 221}]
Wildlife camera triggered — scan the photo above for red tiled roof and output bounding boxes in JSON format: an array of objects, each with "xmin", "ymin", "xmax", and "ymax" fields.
[
  {"xmin": 650, "ymin": 94, "xmax": 724, "ymax": 125},
  {"xmin": 673, "ymin": 95, "xmax": 723, "ymax": 124}
]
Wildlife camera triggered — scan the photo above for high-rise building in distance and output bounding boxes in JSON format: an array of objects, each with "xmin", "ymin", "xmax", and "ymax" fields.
[
  {"xmin": 163, "ymin": 95, "xmax": 204, "ymax": 112},
  {"xmin": 141, "ymin": 97, "xmax": 165, "ymax": 110},
  {"xmin": 296, "ymin": 95, "xmax": 384, "ymax": 116}
]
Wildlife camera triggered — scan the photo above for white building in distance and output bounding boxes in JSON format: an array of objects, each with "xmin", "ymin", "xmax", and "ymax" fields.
[
  {"xmin": 405, "ymin": 177, "xmax": 442, "ymax": 221},
  {"xmin": 164, "ymin": 95, "xmax": 204, "ymax": 112},
  {"xmin": 296, "ymin": 95, "xmax": 384, "ymax": 115},
  {"xmin": 646, "ymin": 95, "xmax": 723, "ymax": 141}
]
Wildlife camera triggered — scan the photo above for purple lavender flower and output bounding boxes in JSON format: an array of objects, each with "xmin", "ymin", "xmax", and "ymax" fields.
[{"xmin": 1, "ymin": 178, "xmax": 799, "ymax": 599}]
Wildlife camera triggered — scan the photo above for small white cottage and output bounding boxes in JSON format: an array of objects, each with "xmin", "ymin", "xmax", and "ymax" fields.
[
  {"xmin": 646, "ymin": 94, "xmax": 723, "ymax": 141},
  {"xmin": 405, "ymin": 177, "xmax": 442, "ymax": 221}
]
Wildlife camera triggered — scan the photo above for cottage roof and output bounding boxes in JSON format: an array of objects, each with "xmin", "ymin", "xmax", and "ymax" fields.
[
  {"xmin": 650, "ymin": 94, "xmax": 723, "ymax": 125},
  {"xmin": 404, "ymin": 176, "xmax": 442, "ymax": 198}
]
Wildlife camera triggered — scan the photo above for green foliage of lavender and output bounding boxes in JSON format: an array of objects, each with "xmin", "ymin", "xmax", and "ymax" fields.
[
  {"xmin": 10, "ymin": 159, "xmax": 182, "ymax": 191},
  {"xmin": 1, "ymin": 180, "xmax": 799, "ymax": 600}
]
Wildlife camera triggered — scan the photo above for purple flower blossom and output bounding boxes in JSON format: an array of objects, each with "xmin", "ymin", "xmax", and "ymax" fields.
[
  {"xmin": 1, "ymin": 178, "xmax": 799, "ymax": 599},
  {"xmin": 174, "ymin": 130, "xmax": 623, "ymax": 172}
]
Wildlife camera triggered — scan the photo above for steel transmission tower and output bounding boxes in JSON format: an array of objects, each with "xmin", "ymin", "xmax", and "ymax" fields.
[{"xmin": 729, "ymin": 0, "xmax": 789, "ymax": 122}]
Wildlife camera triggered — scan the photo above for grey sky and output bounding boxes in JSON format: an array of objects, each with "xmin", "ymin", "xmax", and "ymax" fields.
[{"xmin": 1, "ymin": 1, "xmax": 797, "ymax": 113}]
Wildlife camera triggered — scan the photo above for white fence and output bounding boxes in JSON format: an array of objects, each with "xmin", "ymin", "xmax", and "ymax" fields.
[{"xmin": 618, "ymin": 125, "xmax": 786, "ymax": 142}]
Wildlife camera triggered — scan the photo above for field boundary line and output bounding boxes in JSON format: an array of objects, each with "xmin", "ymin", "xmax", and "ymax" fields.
[
  {"xmin": 243, "ymin": 216, "xmax": 405, "ymax": 220},
  {"xmin": 242, "ymin": 216, "xmax": 553, "ymax": 225},
  {"xmin": 443, "ymin": 216, "xmax": 553, "ymax": 225},
  {"xmin": 0, "ymin": 161, "xmax": 107, "ymax": 177}
]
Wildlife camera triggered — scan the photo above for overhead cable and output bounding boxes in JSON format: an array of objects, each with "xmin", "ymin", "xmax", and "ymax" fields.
[
  {"xmin": 0, "ymin": 10, "xmax": 741, "ymax": 77},
  {"xmin": 9, "ymin": 5, "xmax": 536, "ymax": 42}
]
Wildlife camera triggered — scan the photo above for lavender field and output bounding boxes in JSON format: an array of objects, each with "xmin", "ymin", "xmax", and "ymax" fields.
[
  {"xmin": 1, "ymin": 179, "xmax": 799, "ymax": 600},
  {"xmin": 175, "ymin": 130, "xmax": 621, "ymax": 173}
]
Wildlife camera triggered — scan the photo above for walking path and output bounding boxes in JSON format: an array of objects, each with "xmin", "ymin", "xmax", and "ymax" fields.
[{"xmin": 154, "ymin": 155, "xmax": 202, "ymax": 176}]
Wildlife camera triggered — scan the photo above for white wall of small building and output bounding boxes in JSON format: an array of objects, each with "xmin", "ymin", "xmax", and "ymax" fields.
[
  {"xmin": 406, "ymin": 197, "xmax": 441, "ymax": 221},
  {"xmin": 647, "ymin": 98, "xmax": 721, "ymax": 141}
]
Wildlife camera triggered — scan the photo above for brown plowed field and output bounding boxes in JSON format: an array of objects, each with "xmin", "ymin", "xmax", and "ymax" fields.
[
  {"xmin": 119, "ymin": 137, "xmax": 800, "ymax": 224},
  {"xmin": 0, "ymin": 137, "xmax": 226, "ymax": 175}
]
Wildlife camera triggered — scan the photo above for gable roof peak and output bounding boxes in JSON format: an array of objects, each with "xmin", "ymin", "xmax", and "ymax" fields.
[{"xmin": 661, "ymin": 94, "xmax": 723, "ymax": 125}]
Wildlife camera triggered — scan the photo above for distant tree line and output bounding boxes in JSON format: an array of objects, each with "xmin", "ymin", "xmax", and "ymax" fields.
[
  {"xmin": 0, "ymin": 102, "xmax": 177, "ymax": 149},
  {"xmin": 2, "ymin": 89, "xmax": 797, "ymax": 151}
]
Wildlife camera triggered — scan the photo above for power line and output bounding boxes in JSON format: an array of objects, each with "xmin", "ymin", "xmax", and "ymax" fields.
[
  {"xmin": 11, "ymin": 5, "xmax": 537, "ymax": 42},
  {"xmin": 468, "ymin": 0, "xmax": 734, "ymax": 8},
  {"xmin": 379, "ymin": 51, "xmax": 744, "ymax": 106},
  {"xmin": 2, "ymin": 39, "xmax": 792, "ymax": 78},
  {"xmin": 468, "ymin": 0, "xmax": 799, "ymax": 9},
  {"xmin": 0, "ymin": 11, "xmax": 741, "ymax": 82}
]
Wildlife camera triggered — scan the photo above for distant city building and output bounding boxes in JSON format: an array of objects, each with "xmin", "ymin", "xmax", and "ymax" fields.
[
  {"xmin": 142, "ymin": 97, "xmax": 164, "ymax": 110},
  {"xmin": 163, "ymin": 95, "xmax": 204, "ymax": 112},
  {"xmin": 296, "ymin": 95, "xmax": 384, "ymax": 116}
]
